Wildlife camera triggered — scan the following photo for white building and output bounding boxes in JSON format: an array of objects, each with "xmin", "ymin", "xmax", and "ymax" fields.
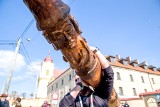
[
  {"xmin": 47, "ymin": 55, "xmax": 160, "ymax": 107},
  {"xmin": 37, "ymin": 55, "xmax": 54, "ymax": 98}
]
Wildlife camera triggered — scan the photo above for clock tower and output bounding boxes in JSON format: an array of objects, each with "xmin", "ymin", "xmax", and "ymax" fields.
[{"xmin": 37, "ymin": 55, "xmax": 54, "ymax": 98}]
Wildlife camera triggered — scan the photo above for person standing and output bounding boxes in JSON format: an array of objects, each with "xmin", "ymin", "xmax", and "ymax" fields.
[
  {"xmin": 0, "ymin": 94, "xmax": 10, "ymax": 107},
  {"xmin": 41, "ymin": 101, "xmax": 50, "ymax": 107},
  {"xmin": 15, "ymin": 97, "xmax": 22, "ymax": 107},
  {"xmin": 59, "ymin": 46, "xmax": 114, "ymax": 107},
  {"xmin": 158, "ymin": 101, "xmax": 160, "ymax": 107},
  {"xmin": 123, "ymin": 102, "xmax": 130, "ymax": 107}
]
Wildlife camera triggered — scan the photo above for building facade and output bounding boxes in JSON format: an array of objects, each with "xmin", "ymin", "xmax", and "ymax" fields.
[
  {"xmin": 47, "ymin": 55, "xmax": 160, "ymax": 107},
  {"xmin": 37, "ymin": 55, "xmax": 54, "ymax": 98}
]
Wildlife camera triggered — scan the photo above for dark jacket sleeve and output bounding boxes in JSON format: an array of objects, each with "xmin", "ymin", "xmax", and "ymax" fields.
[
  {"xmin": 59, "ymin": 92, "xmax": 76, "ymax": 107},
  {"xmin": 94, "ymin": 66, "xmax": 114, "ymax": 101},
  {"xmin": 0, "ymin": 100, "xmax": 2, "ymax": 107}
]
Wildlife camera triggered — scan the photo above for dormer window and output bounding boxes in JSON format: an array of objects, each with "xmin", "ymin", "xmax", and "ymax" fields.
[
  {"xmin": 148, "ymin": 65, "xmax": 156, "ymax": 71},
  {"xmin": 129, "ymin": 59, "xmax": 139, "ymax": 67},
  {"xmin": 119, "ymin": 58, "xmax": 128, "ymax": 66},
  {"xmin": 157, "ymin": 68, "xmax": 160, "ymax": 72},
  {"xmin": 106, "ymin": 55, "xmax": 116, "ymax": 63},
  {"xmin": 138, "ymin": 61, "xmax": 148, "ymax": 69}
]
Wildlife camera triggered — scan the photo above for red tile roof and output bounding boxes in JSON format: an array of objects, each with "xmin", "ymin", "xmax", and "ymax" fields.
[
  {"xmin": 53, "ymin": 69, "xmax": 64, "ymax": 78},
  {"xmin": 107, "ymin": 57, "xmax": 160, "ymax": 76}
]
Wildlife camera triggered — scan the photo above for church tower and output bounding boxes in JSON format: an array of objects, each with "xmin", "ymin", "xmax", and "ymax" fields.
[{"xmin": 37, "ymin": 54, "xmax": 54, "ymax": 98}]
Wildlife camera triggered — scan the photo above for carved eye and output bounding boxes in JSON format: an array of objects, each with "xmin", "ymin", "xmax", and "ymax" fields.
[{"xmin": 64, "ymin": 24, "xmax": 72, "ymax": 33}]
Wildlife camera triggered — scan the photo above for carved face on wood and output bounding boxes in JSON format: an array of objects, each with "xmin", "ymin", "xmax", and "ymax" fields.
[{"xmin": 43, "ymin": 18, "xmax": 78, "ymax": 50}]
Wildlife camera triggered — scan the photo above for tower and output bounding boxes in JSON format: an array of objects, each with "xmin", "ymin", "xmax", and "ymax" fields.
[{"xmin": 36, "ymin": 55, "xmax": 54, "ymax": 98}]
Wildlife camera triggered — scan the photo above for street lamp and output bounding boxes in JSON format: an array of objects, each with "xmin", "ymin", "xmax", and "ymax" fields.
[{"xmin": 2, "ymin": 38, "xmax": 21, "ymax": 94}]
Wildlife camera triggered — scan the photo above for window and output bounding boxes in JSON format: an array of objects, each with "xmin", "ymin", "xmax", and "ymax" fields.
[
  {"xmin": 130, "ymin": 74, "xmax": 134, "ymax": 82},
  {"xmin": 117, "ymin": 72, "xmax": 121, "ymax": 80},
  {"xmin": 151, "ymin": 78, "xmax": 155, "ymax": 84},
  {"xmin": 51, "ymin": 86, "xmax": 53, "ymax": 91},
  {"xmin": 60, "ymin": 91, "xmax": 64, "ymax": 99},
  {"xmin": 141, "ymin": 76, "xmax": 145, "ymax": 83},
  {"xmin": 144, "ymin": 89, "xmax": 147, "ymax": 92},
  {"xmin": 56, "ymin": 83, "xmax": 58, "ymax": 88},
  {"xmin": 119, "ymin": 87, "xmax": 124, "ymax": 96},
  {"xmin": 123, "ymin": 61, "xmax": 128, "ymax": 66},
  {"xmin": 133, "ymin": 88, "xmax": 137, "ymax": 96},
  {"xmin": 46, "ymin": 70, "xmax": 49, "ymax": 75},
  {"xmin": 110, "ymin": 57, "xmax": 115, "ymax": 63},
  {"xmin": 61, "ymin": 79, "xmax": 64, "ymax": 85},
  {"xmin": 69, "ymin": 74, "xmax": 71, "ymax": 81},
  {"xmin": 69, "ymin": 85, "xmax": 71, "ymax": 91}
]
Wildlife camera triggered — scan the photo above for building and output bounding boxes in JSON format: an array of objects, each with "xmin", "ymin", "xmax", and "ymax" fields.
[
  {"xmin": 139, "ymin": 89, "xmax": 160, "ymax": 107},
  {"xmin": 37, "ymin": 55, "xmax": 54, "ymax": 98},
  {"xmin": 36, "ymin": 55, "xmax": 63, "ymax": 98},
  {"xmin": 47, "ymin": 55, "xmax": 160, "ymax": 107}
]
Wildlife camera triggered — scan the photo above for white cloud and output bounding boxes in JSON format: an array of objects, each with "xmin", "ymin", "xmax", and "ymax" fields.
[
  {"xmin": 12, "ymin": 75, "xmax": 24, "ymax": 81},
  {"xmin": 0, "ymin": 50, "xmax": 42, "ymax": 79},
  {"xmin": 26, "ymin": 60, "xmax": 41, "ymax": 78},
  {"xmin": 0, "ymin": 50, "xmax": 26, "ymax": 76},
  {"xmin": 0, "ymin": 50, "xmax": 42, "ymax": 94}
]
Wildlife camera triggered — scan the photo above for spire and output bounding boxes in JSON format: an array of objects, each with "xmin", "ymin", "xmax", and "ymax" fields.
[{"xmin": 44, "ymin": 49, "xmax": 53, "ymax": 63}]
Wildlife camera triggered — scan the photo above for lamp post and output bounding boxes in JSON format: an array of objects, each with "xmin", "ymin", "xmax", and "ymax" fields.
[{"xmin": 3, "ymin": 38, "xmax": 21, "ymax": 94}]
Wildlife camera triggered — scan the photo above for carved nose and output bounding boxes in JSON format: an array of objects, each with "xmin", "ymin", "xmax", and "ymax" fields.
[{"xmin": 63, "ymin": 32, "xmax": 71, "ymax": 40}]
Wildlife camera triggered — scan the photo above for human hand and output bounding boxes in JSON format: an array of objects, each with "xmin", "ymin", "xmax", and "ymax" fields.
[
  {"xmin": 89, "ymin": 46, "xmax": 99, "ymax": 54},
  {"xmin": 89, "ymin": 46, "xmax": 97, "ymax": 51},
  {"xmin": 74, "ymin": 75, "xmax": 81, "ymax": 85},
  {"xmin": 75, "ymin": 75, "xmax": 88, "ymax": 87}
]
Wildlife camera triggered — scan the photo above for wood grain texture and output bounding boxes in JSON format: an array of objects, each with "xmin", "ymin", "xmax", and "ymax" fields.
[{"xmin": 23, "ymin": 0, "xmax": 120, "ymax": 106}]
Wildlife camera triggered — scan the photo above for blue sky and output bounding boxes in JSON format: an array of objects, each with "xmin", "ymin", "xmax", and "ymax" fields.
[{"xmin": 0, "ymin": 0, "xmax": 160, "ymax": 95}]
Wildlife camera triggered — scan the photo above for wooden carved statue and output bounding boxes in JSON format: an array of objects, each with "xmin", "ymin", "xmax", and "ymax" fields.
[{"xmin": 23, "ymin": 0, "xmax": 119, "ymax": 106}]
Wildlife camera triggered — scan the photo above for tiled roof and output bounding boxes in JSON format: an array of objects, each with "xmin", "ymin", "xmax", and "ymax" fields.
[
  {"xmin": 50, "ymin": 69, "xmax": 64, "ymax": 81},
  {"xmin": 53, "ymin": 69, "xmax": 64, "ymax": 78},
  {"xmin": 106, "ymin": 55, "xmax": 160, "ymax": 75}
]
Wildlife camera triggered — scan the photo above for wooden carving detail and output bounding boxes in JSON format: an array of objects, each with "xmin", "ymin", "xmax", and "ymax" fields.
[
  {"xmin": 23, "ymin": 0, "xmax": 119, "ymax": 106},
  {"xmin": 23, "ymin": 0, "xmax": 102, "ymax": 88}
]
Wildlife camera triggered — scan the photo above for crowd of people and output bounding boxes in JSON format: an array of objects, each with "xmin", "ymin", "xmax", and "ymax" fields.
[
  {"xmin": 0, "ymin": 48, "xmax": 159, "ymax": 107},
  {"xmin": 0, "ymin": 93, "xmax": 22, "ymax": 107},
  {"xmin": 0, "ymin": 94, "xmax": 9, "ymax": 107}
]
